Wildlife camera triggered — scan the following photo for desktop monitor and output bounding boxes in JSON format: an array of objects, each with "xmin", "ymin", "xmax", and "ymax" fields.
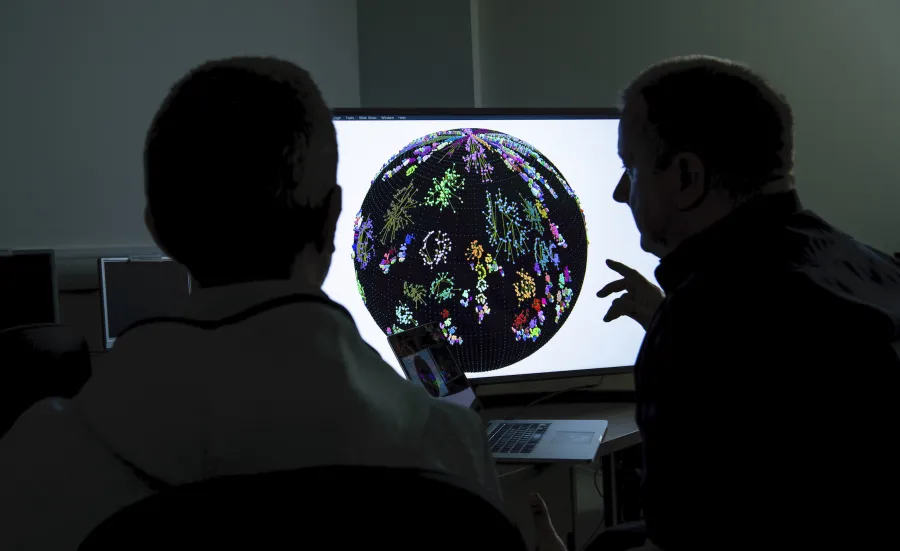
[
  {"xmin": 0, "ymin": 250, "xmax": 59, "ymax": 331},
  {"xmin": 323, "ymin": 109, "xmax": 659, "ymax": 381},
  {"xmin": 99, "ymin": 257, "xmax": 192, "ymax": 349}
]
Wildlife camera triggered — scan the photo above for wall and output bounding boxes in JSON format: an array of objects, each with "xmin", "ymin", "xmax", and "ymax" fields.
[
  {"xmin": 1, "ymin": 0, "xmax": 361, "ymax": 351},
  {"xmin": 476, "ymin": 0, "xmax": 900, "ymax": 253},
  {"xmin": 0, "ymin": 0, "xmax": 360, "ymax": 251},
  {"xmin": 356, "ymin": 0, "xmax": 476, "ymax": 107}
]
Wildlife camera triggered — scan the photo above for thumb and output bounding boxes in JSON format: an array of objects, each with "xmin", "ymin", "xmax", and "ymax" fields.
[{"xmin": 604, "ymin": 295, "xmax": 634, "ymax": 323}]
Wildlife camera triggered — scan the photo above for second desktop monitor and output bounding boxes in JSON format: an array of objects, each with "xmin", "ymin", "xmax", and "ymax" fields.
[{"xmin": 99, "ymin": 257, "xmax": 192, "ymax": 349}]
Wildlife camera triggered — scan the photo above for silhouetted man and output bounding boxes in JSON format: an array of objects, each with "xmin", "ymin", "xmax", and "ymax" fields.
[
  {"xmin": 0, "ymin": 57, "xmax": 500, "ymax": 550},
  {"xmin": 589, "ymin": 55, "xmax": 900, "ymax": 551}
]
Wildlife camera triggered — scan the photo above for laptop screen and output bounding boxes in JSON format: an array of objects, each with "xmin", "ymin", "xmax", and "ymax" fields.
[
  {"xmin": 99, "ymin": 257, "xmax": 192, "ymax": 349},
  {"xmin": 387, "ymin": 322, "xmax": 477, "ymax": 409}
]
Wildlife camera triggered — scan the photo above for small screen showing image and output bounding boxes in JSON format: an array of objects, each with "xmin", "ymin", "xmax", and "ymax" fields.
[
  {"xmin": 401, "ymin": 349, "xmax": 449, "ymax": 397},
  {"xmin": 401, "ymin": 346, "xmax": 471, "ymax": 397},
  {"xmin": 390, "ymin": 322, "xmax": 477, "ymax": 408}
]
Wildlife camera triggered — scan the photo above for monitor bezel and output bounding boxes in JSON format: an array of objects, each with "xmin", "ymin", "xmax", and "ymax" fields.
[
  {"xmin": 332, "ymin": 107, "xmax": 621, "ymax": 119},
  {"xmin": 332, "ymin": 108, "xmax": 636, "ymax": 383}
]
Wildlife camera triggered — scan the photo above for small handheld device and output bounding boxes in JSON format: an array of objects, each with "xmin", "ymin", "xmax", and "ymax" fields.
[{"xmin": 387, "ymin": 322, "xmax": 478, "ymax": 410}]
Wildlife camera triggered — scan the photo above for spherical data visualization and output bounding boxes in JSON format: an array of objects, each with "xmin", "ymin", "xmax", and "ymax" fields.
[{"xmin": 351, "ymin": 128, "xmax": 588, "ymax": 373}]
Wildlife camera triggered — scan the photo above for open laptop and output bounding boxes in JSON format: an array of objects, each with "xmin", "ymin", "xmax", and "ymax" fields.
[{"xmin": 387, "ymin": 322, "xmax": 608, "ymax": 463}]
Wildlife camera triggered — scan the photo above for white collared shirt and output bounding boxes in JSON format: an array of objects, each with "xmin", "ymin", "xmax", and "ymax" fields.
[{"xmin": 0, "ymin": 280, "xmax": 501, "ymax": 550}]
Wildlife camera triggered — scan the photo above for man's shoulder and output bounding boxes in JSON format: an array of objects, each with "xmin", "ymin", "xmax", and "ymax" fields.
[
  {"xmin": 412, "ymin": 396, "xmax": 499, "ymax": 497},
  {"xmin": 85, "ymin": 324, "xmax": 213, "ymax": 406},
  {"xmin": 663, "ymin": 267, "xmax": 897, "ymax": 369},
  {"xmin": 410, "ymin": 391, "xmax": 484, "ymax": 433},
  {"xmin": 677, "ymin": 210, "xmax": 900, "ymax": 320},
  {"xmin": 101, "ymin": 326, "xmax": 194, "ymax": 374},
  {"xmin": 111, "ymin": 320, "xmax": 201, "ymax": 352},
  {"xmin": 107, "ymin": 315, "xmax": 259, "ymax": 367},
  {"xmin": 434, "ymin": 399, "xmax": 484, "ymax": 428},
  {"xmin": 1, "ymin": 397, "xmax": 74, "ymax": 443},
  {"xmin": 670, "ymin": 267, "xmax": 810, "ymax": 312},
  {"xmin": 404, "ymin": 391, "xmax": 484, "ymax": 446},
  {"xmin": 662, "ymin": 266, "xmax": 860, "ymax": 349}
]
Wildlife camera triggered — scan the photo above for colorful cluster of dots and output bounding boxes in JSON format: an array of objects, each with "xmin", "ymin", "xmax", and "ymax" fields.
[{"xmin": 354, "ymin": 128, "xmax": 587, "ymax": 372}]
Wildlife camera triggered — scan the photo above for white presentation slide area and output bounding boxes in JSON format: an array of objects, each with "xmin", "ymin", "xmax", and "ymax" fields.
[{"xmin": 323, "ymin": 116, "xmax": 659, "ymax": 380}]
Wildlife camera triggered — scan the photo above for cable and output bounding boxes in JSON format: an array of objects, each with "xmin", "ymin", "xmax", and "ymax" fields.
[
  {"xmin": 592, "ymin": 467, "xmax": 604, "ymax": 500},
  {"xmin": 497, "ymin": 466, "xmax": 532, "ymax": 479},
  {"xmin": 578, "ymin": 518, "xmax": 606, "ymax": 551},
  {"xmin": 505, "ymin": 376, "xmax": 604, "ymax": 420},
  {"xmin": 574, "ymin": 464, "xmax": 604, "ymax": 499},
  {"xmin": 575, "ymin": 468, "xmax": 607, "ymax": 551}
]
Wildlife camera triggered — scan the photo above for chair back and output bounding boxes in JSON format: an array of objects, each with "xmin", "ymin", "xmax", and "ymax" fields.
[
  {"xmin": 79, "ymin": 465, "xmax": 526, "ymax": 551},
  {"xmin": 0, "ymin": 323, "xmax": 91, "ymax": 436}
]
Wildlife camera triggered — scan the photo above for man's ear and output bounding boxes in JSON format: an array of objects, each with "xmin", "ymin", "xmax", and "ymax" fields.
[
  {"xmin": 144, "ymin": 206, "xmax": 162, "ymax": 247},
  {"xmin": 322, "ymin": 186, "xmax": 342, "ymax": 252},
  {"xmin": 144, "ymin": 207, "xmax": 172, "ymax": 257},
  {"xmin": 144, "ymin": 206, "xmax": 155, "ymax": 236},
  {"xmin": 673, "ymin": 152, "xmax": 707, "ymax": 211}
]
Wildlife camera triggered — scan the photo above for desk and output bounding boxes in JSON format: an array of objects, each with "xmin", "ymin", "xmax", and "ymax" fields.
[{"xmin": 480, "ymin": 402, "xmax": 640, "ymax": 550}]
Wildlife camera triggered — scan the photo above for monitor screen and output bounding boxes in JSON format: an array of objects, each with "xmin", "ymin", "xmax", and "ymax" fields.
[
  {"xmin": 99, "ymin": 257, "xmax": 192, "ymax": 349},
  {"xmin": 0, "ymin": 250, "xmax": 58, "ymax": 331},
  {"xmin": 323, "ymin": 110, "xmax": 659, "ymax": 380}
]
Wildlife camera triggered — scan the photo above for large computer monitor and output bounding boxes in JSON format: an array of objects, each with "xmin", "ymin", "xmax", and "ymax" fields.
[
  {"xmin": 323, "ymin": 109, "xmax": 659, "ymax": 381},
  {"xmin": 0, "ymin": 250, "xmax": 59, "ymax": 331},
  {"xmin": 99, "ymin": 257, "xmax": 192, "ymax": 349}
]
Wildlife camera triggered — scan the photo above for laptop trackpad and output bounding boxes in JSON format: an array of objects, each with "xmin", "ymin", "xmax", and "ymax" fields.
[{"xmin": 551, "ymin": 431, "xmax": 595, "ymax": 445}]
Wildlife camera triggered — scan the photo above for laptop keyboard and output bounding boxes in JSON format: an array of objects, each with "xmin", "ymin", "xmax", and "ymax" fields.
[{"xmin": 488, "ymin": 422, "xmax": 550, "ymax": 454}]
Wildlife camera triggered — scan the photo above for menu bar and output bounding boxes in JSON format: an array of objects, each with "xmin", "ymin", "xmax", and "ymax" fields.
[{"xmin": 332, "ymin": 113, "xmax": 616, "ymax": 121}]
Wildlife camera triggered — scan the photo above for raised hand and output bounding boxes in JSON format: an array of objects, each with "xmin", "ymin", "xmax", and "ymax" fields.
[{"xmin": 596, "ymin": 259, "xmax": 664, "ymax": 331}]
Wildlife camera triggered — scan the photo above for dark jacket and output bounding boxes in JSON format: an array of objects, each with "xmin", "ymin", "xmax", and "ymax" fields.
[{"xmin": 636, "ymin": 191, "xmax": 900, "ymax": 550}]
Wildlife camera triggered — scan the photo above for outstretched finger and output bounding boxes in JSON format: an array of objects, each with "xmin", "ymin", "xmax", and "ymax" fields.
[
  {"xmin": 606, "ymin": 259, "xmax": 641, "ymax": 279},
  {"xmin": 597, "ymin": 278, "xmax": 628, "ymax": 298},
  {"xmin": 604, "ymin": 295, "xmax": 635, "ymax": 323}
]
